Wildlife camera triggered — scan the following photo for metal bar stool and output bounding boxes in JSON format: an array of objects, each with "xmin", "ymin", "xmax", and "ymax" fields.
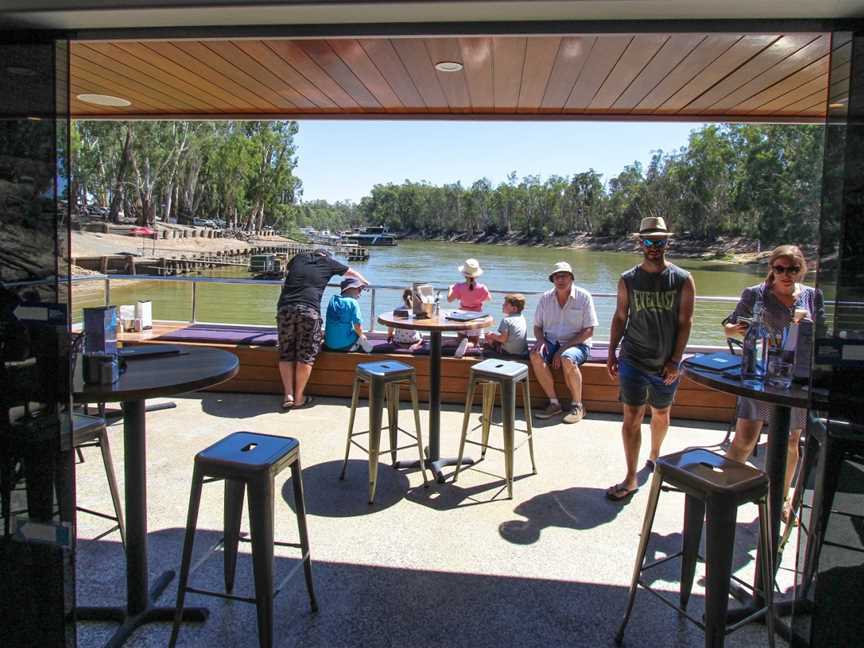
[
  {"xmin": 616, "ymin": 449, "xmax": 775, "ymax": 648},
  {"xmin": 453, "ymin": 358, "xmax": 535, "ymax": 499},
  {"xmin": 170, "ymin": 432, "xmax": 317, "ymax": 648},
  {"xmin": 340, "ymin": 360, "xmax": 429, "ymax": 504},
  {"xmin": 792, "ymin": 416, "xmax": 864, "ymax": 599},
  {"xmin": 1, "ymin": 411, "xmax": 125, "ymax": 546},
  {"xmin": 72, "ymin": 413, "xmax": 126, "ymax": 547}
]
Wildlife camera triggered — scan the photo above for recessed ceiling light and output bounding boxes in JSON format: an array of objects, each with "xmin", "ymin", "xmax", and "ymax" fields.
[
  {"xmin": 5, "ymin": 66, "xmax": 37, "ymax": 77},
  {"xmin": 435, "ymin": 61, "xmax": 463, "ymax": 72},
  {"xmin": 76, "ymin": 93, "xmax": 131, "ymax": 107}
]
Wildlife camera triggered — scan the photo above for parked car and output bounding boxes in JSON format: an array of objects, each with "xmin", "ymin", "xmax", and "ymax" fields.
[{"xmin": 192, "ymin": 217, "xmax": 217, "ymax": 228}]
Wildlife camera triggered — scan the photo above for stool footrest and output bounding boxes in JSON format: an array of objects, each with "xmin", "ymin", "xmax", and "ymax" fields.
[
  {"xmin": 76, "ymin": 506, "xmax": 119, "ymax": 522},
  {"xmin": 236, "ymin": 536, "xmax": 303, "ymax": 551},
  {"xmin": 349, "ymin": 439, "xmax": 421, "ymax": 457},
  {"xmin": 184, "ymin": 586, "xmax": 257, "ymax": 605}
]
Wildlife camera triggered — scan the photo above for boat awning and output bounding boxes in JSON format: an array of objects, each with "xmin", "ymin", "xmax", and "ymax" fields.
[{"xmin": 67, "ymin": 32, "xmax": 847, "ymax": 122}]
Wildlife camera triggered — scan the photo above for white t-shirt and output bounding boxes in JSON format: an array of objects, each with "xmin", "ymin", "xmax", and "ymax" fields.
[{"xmin": 533, "ymin": 285, "xmax": 599, "ymax": 347}]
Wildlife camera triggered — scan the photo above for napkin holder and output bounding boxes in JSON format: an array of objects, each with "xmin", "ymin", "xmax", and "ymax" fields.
[{"xmin": 135, "ymin": 300, "xmax": 152, "ymax": 330}]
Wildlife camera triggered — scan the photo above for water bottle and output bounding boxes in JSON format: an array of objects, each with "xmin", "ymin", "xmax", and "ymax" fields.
[
  {"xmin": 741, "ymin": 300, "xmax": 768, "ymax": 383},
  {"xmin": 434, "ymin": 291, "xmax": 441, "ymax": 316}
]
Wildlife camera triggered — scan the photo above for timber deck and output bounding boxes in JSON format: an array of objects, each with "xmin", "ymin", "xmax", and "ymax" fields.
[{"xmin": 121, "ymin": 322, "xmax": 736, "ymax": 423}]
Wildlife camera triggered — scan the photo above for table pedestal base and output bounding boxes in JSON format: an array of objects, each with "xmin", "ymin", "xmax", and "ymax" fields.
[
  {"xmin": 393, "ymin": 447, "xmax": 475, "ymax": 483},
  {"xmin": 430, "ymin": 456, "xmax": 475, "ymax": 484},
  {"xmin": 77, "ymin": 569, "xmax": 208, "ymax": 648}
]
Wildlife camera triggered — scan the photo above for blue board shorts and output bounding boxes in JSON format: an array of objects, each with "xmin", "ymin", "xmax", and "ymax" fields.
[
  {"xmin": 541, "ymin": 339, "xmax": 591, "ymax": 367},
  {"xmin": 618, "ymin": 358, "xmax": 679, "ymax": 409}
]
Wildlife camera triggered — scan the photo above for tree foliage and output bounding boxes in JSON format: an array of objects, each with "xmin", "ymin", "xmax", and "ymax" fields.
[
  {"xmin": 70, "ymin": 120, "xmax": 300, "ymax": 229},
  {"xmin": 71, "ymin": 121, "xmax": 823, "ymax": 246},
  {"xmin": 299, "ymin": 123, "xmax": 824, "ymax": 246}
]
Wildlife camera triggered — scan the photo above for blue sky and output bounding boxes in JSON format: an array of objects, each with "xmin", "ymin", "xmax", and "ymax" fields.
[{"xmin": 293, "ymin": 120, "xmax": 704, "ymax": 204}]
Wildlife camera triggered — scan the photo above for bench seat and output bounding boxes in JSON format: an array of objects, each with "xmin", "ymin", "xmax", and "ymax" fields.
[{"xmin": 120, "ymin": 322, "xmax": 736, "ymax": 423}]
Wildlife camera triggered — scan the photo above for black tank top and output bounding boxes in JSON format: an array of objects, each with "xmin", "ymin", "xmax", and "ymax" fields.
[{"xmin": 619, "ymin": 264, "xmax": 690, "ymax": 373}]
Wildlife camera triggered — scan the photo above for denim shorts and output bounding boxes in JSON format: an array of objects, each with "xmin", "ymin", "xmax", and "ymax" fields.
[
  {"xmin": 618, "ymin": 358, "xmax": 679, "ymax": 409},
  {"xmin": 542, "ymin": 342, "xmax": 590, "ymax": 367}
]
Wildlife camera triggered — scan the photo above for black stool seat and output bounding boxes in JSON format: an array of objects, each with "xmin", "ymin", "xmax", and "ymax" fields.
[
  {"xmin": 469, "ymin": 358, "xmax": 529, "ymax": 381},
  {"xmin": 171, "ymin": 431, "xmax": 316, "ymax": 648},
  {"xmin": 356, "ymin": 359, "xmax": 414, "ymax": 379},
  {"xmin": 617, "ymin": 448, "xmax": 775, "ymax": 648},
  {"xmin": 657, "ymin": 449, "xmax": 769, "ymax": 503},
  {"xmin": 198, "ymin": 431, "xmax": 299, "ymax": 475},
  {"xmin": 72, "ymin": 413, "xmax": 107, "ymax": 442}
]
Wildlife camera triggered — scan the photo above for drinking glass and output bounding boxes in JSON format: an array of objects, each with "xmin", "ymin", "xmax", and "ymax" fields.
[{"xmin": 767, "ymin": 354, "xmax": 794, "ymax": 389}]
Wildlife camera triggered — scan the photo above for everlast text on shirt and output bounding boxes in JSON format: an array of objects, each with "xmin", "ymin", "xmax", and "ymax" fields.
[{"xmin": 632, "ymin": 290, "xmax": 676, "ymax": 313}]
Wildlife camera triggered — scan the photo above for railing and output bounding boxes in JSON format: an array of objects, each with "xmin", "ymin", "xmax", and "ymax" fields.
[{"xmin": 66, "ymin": 273, "xmax": 760, "ymax": 348}]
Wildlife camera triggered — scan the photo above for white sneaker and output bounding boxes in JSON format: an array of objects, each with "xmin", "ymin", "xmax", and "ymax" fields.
[{"xmin": 454, "ymin": 338, "xmax": 470, "ymax": 358}]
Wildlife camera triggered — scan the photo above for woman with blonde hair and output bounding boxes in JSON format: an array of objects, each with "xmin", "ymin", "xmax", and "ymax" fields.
[{"xmin": 723, "ymin": 244, "xmax": 824, "ymax": 520}]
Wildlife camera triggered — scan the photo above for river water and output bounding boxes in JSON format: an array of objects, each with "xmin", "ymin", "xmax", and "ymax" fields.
[{"xmin": 73, "ymin": 240, "xmax": 767, "ymax": 345}]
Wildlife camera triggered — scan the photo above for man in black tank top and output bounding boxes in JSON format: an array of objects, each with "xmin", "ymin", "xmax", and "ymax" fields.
[{"xmin": 605, "ymin": 217, "xmax": 695, "ymax": 501}]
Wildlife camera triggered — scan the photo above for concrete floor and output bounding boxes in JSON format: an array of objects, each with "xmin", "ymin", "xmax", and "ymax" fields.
[{"xmin": 74, "ymin": 393, "xmax": 796, "ymax": 647}]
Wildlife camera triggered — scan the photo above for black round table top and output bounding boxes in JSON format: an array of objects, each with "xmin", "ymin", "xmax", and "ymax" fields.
[
  {"xmin": 73, "ymin": 347, "xmax": 239, "ymax": 403},
  {"xmin": 683, "ymin": 362, "xmax": 811, "ymax": 409}
]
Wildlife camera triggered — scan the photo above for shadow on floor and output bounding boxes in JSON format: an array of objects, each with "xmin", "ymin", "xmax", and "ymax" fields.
[{"xmin": 76, "ymin": 528, "xmax": 770, "ymax": 648}]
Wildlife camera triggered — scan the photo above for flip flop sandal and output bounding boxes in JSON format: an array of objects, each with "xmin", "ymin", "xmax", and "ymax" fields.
[
  {"xmin": 281, "ymin": 399, "xmax": 295, "ymax": 411},
  {"xmin": 606, "ymin": 483, "xmax": 639, "ymax": 502},
  {"xmin": 293, "ymin": 395, "xmax": 314, "ymax": 409}
]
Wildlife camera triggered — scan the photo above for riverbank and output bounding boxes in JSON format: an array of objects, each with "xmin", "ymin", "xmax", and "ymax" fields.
[{"xmin": 398, "ymin": 230, "xmax": 814, "ymax": 268}]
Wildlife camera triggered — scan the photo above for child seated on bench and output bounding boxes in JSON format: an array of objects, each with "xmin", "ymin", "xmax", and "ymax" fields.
[
  {"xmin": 387, "ymin": 288, "xmax": 424, "ymax": 352},
  {"xmin": 324, "ymin": 278, "xmax": 372, "ymax": 352},
  {"xmin": 484, "ymin": 293, "xmax": 528, "ymax": 357}
]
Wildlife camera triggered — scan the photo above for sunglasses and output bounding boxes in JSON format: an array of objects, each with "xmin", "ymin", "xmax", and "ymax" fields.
[
  {"xmin": 772, "ymin": 265, "xmax": 801, "ymax": 275},
  {"xmin": 642, "ymin": 239, "xmax": 667, "ymax": 248}
]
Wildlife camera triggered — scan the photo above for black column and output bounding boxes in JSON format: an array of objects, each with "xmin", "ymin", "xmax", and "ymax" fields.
[
  {"xmin": 0, "ymin": 34, "xmax": 73, "ymax": 647},
  {"xmin": 795, "ymin": 29, "xmax": 864, "ymax": 648}
]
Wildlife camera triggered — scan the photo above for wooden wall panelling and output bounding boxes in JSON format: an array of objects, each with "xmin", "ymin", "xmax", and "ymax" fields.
[
  {"xmin": 564, "ymin": 35, "xmax": 632, "ymax": 111},
  {"xmin": 327, "ymin": 39, "xmax": 405, "ymax": 111},
  {"xmin": 612, "ymin": 33, "xmax": 705, "ymax": 111},
  {"xmin": 492, "ymin": 36, "xmax": 526, "ymax": 113},
  {"xmin": 110, "ymin": 41, "xmax": 252, "ymax": 111},
  {"xmin": 751, "ymin": 74, "xmax": 829, "ymax": 115},
  {"xmin": 589, "ymin": 34, "xmax": 668, "ymax": 110},
  {"xmin": 298, "ymin": 40, "xmax": 381, "ymax": 110},
  {"xmin": 704, "ymin": 34, "xmax": 829, "ymax": 113},
  {"xmin": 633, "ymin": 34, "xmax": 742, "ymax": 112},
  {"xmin": 660, "ymin": 34, "xmax": 780, "ymax": 112},
  {"xmin": 516, "ymin": 36, "xmax": 560, "ymax": 112},
  {"xmin": 235, "ymin": 40, "xmax": 338, "ymax": 110},
  {"xmin": 202, "ymin": 41, "xmax": 306, "ymax": 109},
  {"xmin": 266, "ymin": 40, "xmax": 362, "ymax": 110},
  {"xmin": 73, "ymin": 43, "xmax": 218, "ymax": 111},
  {"xmin": 358, "ymin": 38, "xmax": 427, "ymax": 109},
  {"xmin": 425, "ymin": 37, "xmax": 472, "ymax": 111},
  {"xmin": 736, "ymin": 55, "xmax": 829, "ymax": 112},
  {"xmin": 459, "ymin": 37, "xmax": 494, "ymax": 111},
  {"xmin": 170, "ymin": 41, "xmax": 283, "ymax": 111},
  {"xmin": 540, "ymin": 36, "xmax": 595, "ymax": 112},
  {"xmin": 391, "ymin": 38, "xmax": 449, "ymax": 110}
]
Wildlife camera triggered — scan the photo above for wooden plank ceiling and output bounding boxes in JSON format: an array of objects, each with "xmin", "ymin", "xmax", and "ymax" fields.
[{"xmin": 69, "ymin": 33, "xmax": 840, "ymax": 121}]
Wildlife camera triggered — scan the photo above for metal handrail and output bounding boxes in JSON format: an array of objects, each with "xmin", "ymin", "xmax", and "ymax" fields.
[
  {"xmin": 64, "ymin": 273, "xmax": 860, "ymax": 347},
  {"xmin": 59, "ymin": 273, "xmax": 767, "ymax": 349}
]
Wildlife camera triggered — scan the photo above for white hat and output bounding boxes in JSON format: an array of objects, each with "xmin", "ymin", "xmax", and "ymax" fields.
[
  {"xmin": 634, "ymin": 216, "xmax": 673, "ymax": 238},
  {"xmin": 458, "ymin": 258, "xmax": 484, "ymax": 277},
  {"xmin": 548, "ymin": 261, "xmax": 574, "ymax": 282}
]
